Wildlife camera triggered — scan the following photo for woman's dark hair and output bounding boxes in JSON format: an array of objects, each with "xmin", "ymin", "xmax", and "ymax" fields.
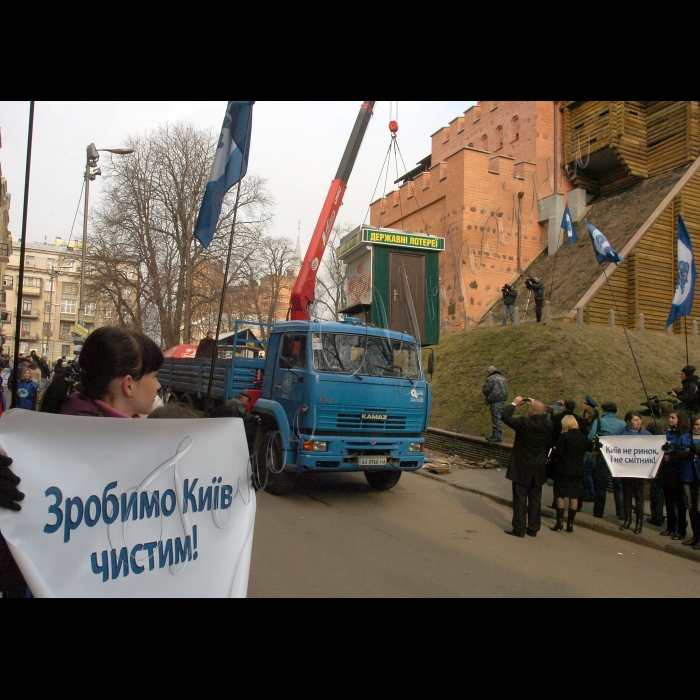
[
  {"xmin": 624, "ymin": 410, "xmax": 642, "ymax": 424},
  {"xmin": 41, "ymin": 327, "xmax": 163, "ymax": 414},
  {"xmin": 671, "ymin": 410, "xmax": 691, "ymax": 434}
]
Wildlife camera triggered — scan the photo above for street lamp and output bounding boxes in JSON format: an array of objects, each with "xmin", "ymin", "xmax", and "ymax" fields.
[{"xmin": 78, "ymin": 143, "xmax": 134, "ymax": 326}]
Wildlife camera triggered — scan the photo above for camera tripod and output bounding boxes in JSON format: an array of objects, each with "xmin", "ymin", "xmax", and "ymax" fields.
[{"xmin": 522, "ymin": 289, "xmax": 533, "ymax": 321}]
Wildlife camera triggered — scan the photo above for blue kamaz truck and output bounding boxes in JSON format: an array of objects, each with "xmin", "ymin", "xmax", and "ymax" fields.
[
  {"xmin": 160, "ymin": 101, "xmax": 432, "ymax": 493},
  {"xmin": 159, "ymin": 318, "xmax": 429, "ymax": 494}
]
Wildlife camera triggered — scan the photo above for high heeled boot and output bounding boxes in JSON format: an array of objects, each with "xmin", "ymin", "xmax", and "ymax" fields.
[
  {"xmin": 634, "ymin": 513, "xmax": 643, "ymax": 534},
  {"xmin": 566, "ymin": 509, "xmax": 576, "ymax": 532},
  {"xmin": 550, "ymin": 508, "xmax": 564, "ymax": 532},
  {"xmin": 620, "ymin": 511, "xmax": 632, "ymax": 530}
]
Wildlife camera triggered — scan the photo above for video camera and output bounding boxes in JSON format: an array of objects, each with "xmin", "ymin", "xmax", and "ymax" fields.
[{"xmin": 639, "ymin": 394, "xmax": 678, "ymax": 417}]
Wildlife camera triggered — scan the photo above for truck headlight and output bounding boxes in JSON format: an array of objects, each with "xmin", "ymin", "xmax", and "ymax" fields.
[
  {"xmin": 303, "ymin": 441, "xmax": 328, "ymax": 452},
  {"xmin": 408, "ymin": 443, "xmax": 424, "ymax": 452}
]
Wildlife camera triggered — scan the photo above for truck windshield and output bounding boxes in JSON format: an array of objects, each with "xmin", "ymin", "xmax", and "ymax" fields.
[{"xmin": 311, "ymin": 333, "xmax": 422, "ymax": 380}]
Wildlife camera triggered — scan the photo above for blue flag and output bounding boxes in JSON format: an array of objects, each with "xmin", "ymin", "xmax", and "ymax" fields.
[
  {"xmin": 666, "ymin": 214, "xmax": 697, "ymax": 328},
  {"xmin": 562, "ymin": 204, "xmax": 577, "ymax": 246},
  {"xmin": 194, "ymin": 101, "xmax": 254, "ymax": 248},
  {"xmin": 586, "ymin": 223, "xmax": 624, "ymax": 265}
]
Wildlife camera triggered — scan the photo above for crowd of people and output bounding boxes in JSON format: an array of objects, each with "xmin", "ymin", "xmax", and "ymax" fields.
[{"xmin": 486, "ymin": 363, "xmax": 700, "ymax": 547}]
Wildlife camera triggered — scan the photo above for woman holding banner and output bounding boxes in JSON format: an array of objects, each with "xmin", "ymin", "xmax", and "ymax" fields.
[
  {"xmin": 659, "ymin": 411, "xmax": 691, "ymax": 541},
  {"xmin": 615, "ymin": 411, "xmax": 651, "ymax": 534},
  {"xmin": 679, "ymin": 416, "xmax": 700, "ymax": 548},
  {"xmin": 0, "ymin": 327, "xmax": 163, "ymax": 596}
]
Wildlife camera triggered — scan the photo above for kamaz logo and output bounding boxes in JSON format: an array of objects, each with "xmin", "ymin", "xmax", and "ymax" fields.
[{"xmin": 362, "ymin": 414, "xmax": 387, "ymax": 421}]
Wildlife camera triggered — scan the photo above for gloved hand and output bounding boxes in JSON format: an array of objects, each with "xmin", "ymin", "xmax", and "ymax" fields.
[
  {"xmin": 0, "ymin": 455, "xmax": 24, "ymax": 511},
  {"xmin": 661, "ymin": 442, "xmax": 671, "ymax": 452},
  {"xmin": 690, "ymin": 442, "xmax": 700, "ymax": 455}
]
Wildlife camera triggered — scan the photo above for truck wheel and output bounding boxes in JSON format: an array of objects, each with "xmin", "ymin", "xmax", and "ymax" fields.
[
  {"xmin": 167, "ymin": 391, "xmax": 179, "ymax": 404},
  {"xmin": 364, "ymin": 470, "xmax": 402, "ymax": 491},
  {"xmin": 258, "ymin": 430, "xmax": 296, "ymax": 496}
]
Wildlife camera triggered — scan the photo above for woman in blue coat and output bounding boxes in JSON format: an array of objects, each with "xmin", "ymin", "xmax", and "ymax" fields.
[
  {"xmin": 659, "ymin": 411, "xmax": 691, "ymax": 540},
  {"xmin": 683, "ymin": 417, "xmax": 700, "ymax": 549}
]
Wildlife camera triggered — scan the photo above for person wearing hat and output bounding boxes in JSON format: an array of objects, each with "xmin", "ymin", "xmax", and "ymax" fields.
[
  {"xmin": 225, "ymin": 390, "xmax": 252, "ymax": 419},
  {"xmin": 670, "ymin": 366, "xmax": 700, "ymax": 415},
  {"xmin": 483, "ymin": 366, "xmax": 509, "ymax": 442},
  {"xmin": 195, "ymin": 330, "xmax": 218, "ymax": 360}
]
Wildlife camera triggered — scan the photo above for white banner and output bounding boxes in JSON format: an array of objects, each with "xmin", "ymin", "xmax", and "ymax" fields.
[
  {"xmin": 598, "ymin": 435, "xmax": 666, "ymax": 479},
  {"xmin": 0, "ymin": 410, "xmax": 256, "ymax": 598}
]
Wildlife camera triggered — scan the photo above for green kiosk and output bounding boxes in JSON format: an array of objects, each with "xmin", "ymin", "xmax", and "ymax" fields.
[{"xmin": 337, "ymin": 225, "xmax": 444, "ymax": 346}]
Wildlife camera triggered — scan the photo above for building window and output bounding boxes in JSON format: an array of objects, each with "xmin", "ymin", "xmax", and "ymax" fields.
[
  {"xmin": 46, "ymin": 258, "xmax": 55, "ymax": 272},
  {"xmin": 103, "ymin": 308, "xmax": 112, "ymax": 319},
  {"xmin": 511, "ymin": 115, "xmax": 520, "ymax": 142},
  {"xmin": 43, "ymin": 322, "xmax": 51, "ymax": 331},
  {"xmin": 62, "ymin": 282, "xmax": 79, "ymax": 296},
  {"xmin": 495, "ymin": 125, "xmax": 504, "ymax": 150},
  {"xmin": 481, "ymin": 134, "xmax": 489, "ymax": 151},
  {"xmin": 21, "ymin": 320, "xmax": 31, "ymax": 332},
  {"xmin": 23, "ymin": 300, "xmax": 32, "ymax": 313},
  {"xmin": 45, "ymin": 279, "xmax": 54, "ymax": 292},
  {"xmin": 61, "ymin": 299, "xmax": 77, "ymax": 314},
  {"xmin": 85, "ymin": 302, "xmax": 96, "ymax": 316},
  {"xmin": 62, "ymin": 260, "xmax": 76, "ymax": 272},
  {"xmin": 60, "ymin": 323, "xmax": 72, "ymax": 340},
  {"xmin": 61, "ymin": 344, "xmax": 71, "ymax": 356},
  {"xmin": 23, "ymin": 277, "xmax": 41, "ymax": 288},
  {"xmin": 123, "ymin": 288, "xmax": 133, "ymax": 300},
  {"xmin": 0, "ymin": 311, "xmax": 11, "ymax": 323},
  {"xmin": 44, "ymin": 302, "xmax": 52, "ymax": 314},
  {"xmin": 25, "ymin": 256, "xmax": 35, "ymax": 267},
  {"xmin": 2, "ymin": 276, "xmax": 12, "ymax": 289}
]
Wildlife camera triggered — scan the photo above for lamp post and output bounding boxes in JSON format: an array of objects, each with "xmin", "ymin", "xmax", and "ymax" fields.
[{"xmin": 78, "ymin": 144, "xmax": 133, "ymax": 326}]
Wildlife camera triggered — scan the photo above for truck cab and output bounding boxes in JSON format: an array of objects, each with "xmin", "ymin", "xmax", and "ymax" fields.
[{"xmin": 253, "ymin": 317, "xmax": 431, "ymax": 494}]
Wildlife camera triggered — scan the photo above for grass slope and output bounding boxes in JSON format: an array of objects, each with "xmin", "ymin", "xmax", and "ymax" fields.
[{"xmin": 424, "ymin": 323, "xmax": 700, "ymax": 441}]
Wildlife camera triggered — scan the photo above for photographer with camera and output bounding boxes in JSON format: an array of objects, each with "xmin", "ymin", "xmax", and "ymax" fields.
[
  {"xmin": 615, "ymin": 411, "xmax": 652, "ymax": 534},
  {"xmin": 501, "ymin": 396, "xmax": 553, "ymax": 537},
  {"xmin": 658, "ymin": 410, "xmax": 691, "ymax": 541},
  {"xmin": 501, "ymin": 284, "xmax": 518, "ymax": 326},
  {"xmin": 669, "ymin": 365, "xmax": 700, "ymax": 415},
  {"xmin": 524, "ymin": 276, "xmax": 545, "ymax": 323}
]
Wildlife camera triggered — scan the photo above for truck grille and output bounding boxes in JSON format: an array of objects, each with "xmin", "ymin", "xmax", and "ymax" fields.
[{"xmin": 316, "ymin": 405, "xmax": 423, "ymax": 433}]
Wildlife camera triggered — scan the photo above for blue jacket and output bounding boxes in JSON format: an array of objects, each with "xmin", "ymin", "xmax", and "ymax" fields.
[
  {"xmin": 588, "ymin": 412, "xmax": 626, "ymax": 441},
  {"xmin": 661, "ymin": 429, "xmax": 692, "ymax": 478},
  {"xmin": 684, "ymin": 435, "xmax": 700, "ymax": 483},
  {"xmin": 614, "ymin": 426, "xmax": 652, "ymax": 436}
]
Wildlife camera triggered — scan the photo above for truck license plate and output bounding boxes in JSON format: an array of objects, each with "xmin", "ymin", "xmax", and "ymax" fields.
[{"xmin": 358, "ymin": 457, "xmax": 387, "ymax": 466}]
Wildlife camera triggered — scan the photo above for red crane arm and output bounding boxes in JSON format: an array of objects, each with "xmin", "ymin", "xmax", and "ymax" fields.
[{"xmin": 289, "ymin": 101, "xmax": 376, "ymax": 321}]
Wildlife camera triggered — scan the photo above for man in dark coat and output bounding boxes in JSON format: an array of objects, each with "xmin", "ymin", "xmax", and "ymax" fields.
[
  {"xmin": 195, "ymin": 330, "xmax": 218, "ymax": 360},
  {"xmin": 502, "ymin": 284, "xmax": 518, "ymax": 326},
  {"xmin": 645, "ymin": 400, "xmax": 674, "ymax": 525},
  {"xmin": 525, "ymin": 276, "xmax": 545, "ymax": 322},
  {"xmin": 670, "ymin": 365, "xmax": 700, "ymax": 415},
  {"xmin": 502, "ymin": 396, "xmax": 553, "ymax": 537}
]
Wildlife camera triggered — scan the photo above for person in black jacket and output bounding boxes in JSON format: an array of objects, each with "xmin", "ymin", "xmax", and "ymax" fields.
[
  {"xmin": 549, "ymin": 415, "xmax": 588, "ymax": 532},
  {"xmin": 501, "ymin": 284, "xmax": 518, "ymax": 326},
  {"xmin": 502, "ymin": 396, "xmax": 553, "ymax": 537},
  {"xmin": 195, "ymin": 330, "xmax": 218, "ymax": 360},
  {"xmin": 670, "ymin": 365, "xmax": 700, "ymax": 415},
  {"xmin": 525, "ymin": 276, "xmax": 545, "ymax": 322}
]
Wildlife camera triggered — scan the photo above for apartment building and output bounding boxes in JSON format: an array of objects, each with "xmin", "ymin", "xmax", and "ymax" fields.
[
  {"xmin": 0, "ymin": 130, "xmax": 14, "ymax": 335},
  {"xmin": 3, "ymin": 239, "xmax": 110, "ymax": 360}
]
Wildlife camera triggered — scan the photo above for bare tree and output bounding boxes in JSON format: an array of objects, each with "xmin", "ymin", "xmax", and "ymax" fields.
[{"xmin": 88, "ymin": 122, "xmax": 273, "ymax": 347}]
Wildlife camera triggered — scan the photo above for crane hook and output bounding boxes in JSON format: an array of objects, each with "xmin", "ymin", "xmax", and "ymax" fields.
[{"xmin": 389, "ymin": 120, "xmax": 399, "ymax": 138}]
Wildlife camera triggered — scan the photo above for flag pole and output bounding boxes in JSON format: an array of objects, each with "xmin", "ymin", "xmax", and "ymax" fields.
[
  {"xmin": 11, "ymin": 101, "xmax": 35, "ymax": 409},
  {"xmin": 685, "ymin": 316, "xmax": 690, "ymax": 369},
  {"xmin": 601, "ymin": 263, "xmax": 659, "ymax": 433},
  {"xmin": 203, "ymin": 106, "xmax": 253, "ymax": 412}
]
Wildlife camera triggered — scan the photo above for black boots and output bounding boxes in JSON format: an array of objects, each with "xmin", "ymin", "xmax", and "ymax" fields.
[
  {"xmin": 566, "ymin": 509, "xmax": 576, "ymax": 533},
  {"xmin": 634, "ymin": 514, "xmax": 643, "ymax": 534},
  {"xmin": 620, "ymin": 512, "xmax": 632, "ymax": 530},
  {"xmin": 550, "ymin": 508, "xmax": 565, "ymax": 532}
]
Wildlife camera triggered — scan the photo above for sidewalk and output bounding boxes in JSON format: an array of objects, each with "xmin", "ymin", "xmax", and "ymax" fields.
[{"xmin": 414, "ymin": 448, "xmax": 700, "ymax": 564}]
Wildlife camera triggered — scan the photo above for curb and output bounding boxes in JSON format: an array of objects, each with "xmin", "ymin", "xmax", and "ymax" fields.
[{"xmin": 411, "ymin": 469, "xmax": 700, "ymax": 564}]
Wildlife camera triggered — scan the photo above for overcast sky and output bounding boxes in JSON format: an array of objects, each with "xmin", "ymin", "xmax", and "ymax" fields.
[{"xmin": 0, "ymin": 101, "xmax": 476, "ymax": 254}]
